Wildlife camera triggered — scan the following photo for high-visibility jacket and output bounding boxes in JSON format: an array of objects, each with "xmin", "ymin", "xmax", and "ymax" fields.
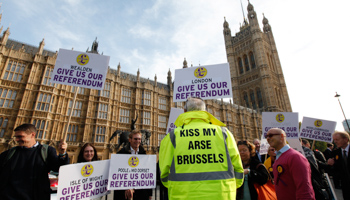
[{"xmin": 159, "ymin": 111, "xmax": 244, "ymax": 200}]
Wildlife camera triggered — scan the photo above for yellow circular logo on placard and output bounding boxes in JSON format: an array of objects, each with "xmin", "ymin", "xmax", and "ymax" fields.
[
  {"xmin": 194, "ymin": 67, "xmax": 207, "ymax": 78},
  {"xmin": 276, "ymin": 114, "xmax": 285, "ymax": 123},
  {"xmin": 81, "ymin": 164, "xmax": 94, "ymax": 177},
  {"xmin": 128, "ymin": 156, "xmax": 139, "ymax": 168},
  {"xmin": 314, "ymin": 120, "xmax": 322, "ymax": 127},
  {"xmin": 76, "ymin": 54, "xmax": 89, "ymax": 65},
  {"xmin": 277, "ymin": 165, "xmax": 283, "ymax": 173}
]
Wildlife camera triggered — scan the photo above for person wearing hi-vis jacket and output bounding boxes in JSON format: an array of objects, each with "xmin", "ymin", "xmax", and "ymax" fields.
[{"xmin": 159, "ymin": 96, "xmax": 244, "ymax": 200}]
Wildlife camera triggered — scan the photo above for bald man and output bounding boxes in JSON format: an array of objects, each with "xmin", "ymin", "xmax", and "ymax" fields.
[{"xmin": 266, "ymin": 128, "xmax": 315, "ymax": 200}]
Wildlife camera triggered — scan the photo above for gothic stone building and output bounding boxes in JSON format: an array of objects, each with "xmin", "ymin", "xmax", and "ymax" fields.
[
  {"xmin": 0, "ymin": 2, "xmax": 290, "ymax": 162},
  {"xmin": 223, "ymin": 2, "xmax": 292, "ymax": 112}
]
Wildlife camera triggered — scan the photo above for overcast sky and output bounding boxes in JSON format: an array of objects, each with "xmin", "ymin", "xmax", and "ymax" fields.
[{"xmin": 1, "ymin": 0, "xmax": 350, "ymax": 131}]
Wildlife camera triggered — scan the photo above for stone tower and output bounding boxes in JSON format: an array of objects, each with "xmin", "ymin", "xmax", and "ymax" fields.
[{"xmin": 223, "ymin": 1, "xmax": 292, "ymax": 112}]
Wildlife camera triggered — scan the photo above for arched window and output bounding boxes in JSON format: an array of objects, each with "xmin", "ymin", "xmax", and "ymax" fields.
[
  {"xmin": 0, "ymin": 117, "xmax": 8, "ymax": 138},
  {"xmin": 244, "ymin": 55, "xmax": 250, "ymax": 71},
  {"xmin": 267, "ymin": 54, "xmax": 273, "ymax": 71},
  {"xmin": 275, "ymin": 88, "xmax": 281, "ymax": 109},
  {"xmin": 270, "ymin": 55, "xmax": 276, "ymax": 72},
  {"xmin": 249, "ymin": 52, "xmax": 256, "ymax": 69},
  {"xmin": 238, "ymin": 58, "xmax": 243, "ymax": 74},
  {"xmin": 243, "ymin": 92, "xmax": 249, "ymax": 108},
  {"xmin": 250, "ymin": 90, "xmax": 257, "ymax": 109},
  {"xmin": 256, "ymin": 88, "xmax": 263, "ymax": 108}
]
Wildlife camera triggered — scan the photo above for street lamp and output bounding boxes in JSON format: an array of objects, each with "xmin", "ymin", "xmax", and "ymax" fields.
[{"xmin": 334, "ymin": 92, "xmax": 350, "ymax": 132}]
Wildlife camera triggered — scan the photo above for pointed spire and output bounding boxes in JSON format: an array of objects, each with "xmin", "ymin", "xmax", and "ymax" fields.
[
  {"xmin": 167, "ymin": 69, "xmax": 172, "ymax": 87},
  {"xmin": 137, "ymin": 68, "xmax": 140, "ymax": 81},
  {"xmin": 247, "ymin": 0, "xmax": 258, "ymax": 27},
  {"xmin": 89, "ymin": 37, "xmax": 99, "ymax": 54},
  {"xmin": 154, "ymin": 74, "xmax": 157, "ymax": 86},
  {"xmin": 183, "ymin": 58, "xmax": 188, "ymax": 68},
  {"xmin": 168, "ymin": 68, "xmax": 171, "ymax": 76},
  {"xmin": 38, "ymin": 38, "xmax": 45, "ymax": 55},
  {"xmin": 262, "ymin": 13, "xmax": 272, "ymax": 33},
  {"xmin": 223, "ymin": 17, "xmax": 229, "ymax": 28},
  {"xmin": 1, "ymin": 26, "xmax": 10, "ymax": 45},
  {"xmin": 117, "ymin": 62, "xmax": 121, "ymax": 76}
]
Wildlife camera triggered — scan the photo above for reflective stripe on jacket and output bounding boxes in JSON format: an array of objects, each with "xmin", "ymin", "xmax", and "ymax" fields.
[{"xmin": 159, "ymin": 111, "xmax": 244, "ymax": 200}]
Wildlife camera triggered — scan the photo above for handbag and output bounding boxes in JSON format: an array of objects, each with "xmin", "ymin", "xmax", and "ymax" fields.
[{"xmin": 253, "ymin": 164, "xmax": 277, "ymax": 200}]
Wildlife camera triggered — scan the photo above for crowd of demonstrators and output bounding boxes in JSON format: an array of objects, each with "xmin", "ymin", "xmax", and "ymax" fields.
[
  {"xmin": 159, "ymin": 97, "xmax": 244, "ymax": 200},
  {"xmin": 266, "ymin": 128, "xmax": 315, "ymax": 199},
  {"xmin": 1, "ymin": 102, "xmax": 349, "ymax": 200},
  {"xmin": 236, "ymin": 141, "xmax": 269, "ymax": 200},
  {"xmin": 327, "ymin": 131, "xmax": 350, "ymax": 199},
  {"xmin": 263, "ymin": 146, "xmax": 276, "ymax": 178},
  {"xmin": 0, "ymin": 123, "xmax": 69, "ymax": 200},
  {"xmin": 114, "ymin": 130, "xmax": 152, "ymax": 200}
]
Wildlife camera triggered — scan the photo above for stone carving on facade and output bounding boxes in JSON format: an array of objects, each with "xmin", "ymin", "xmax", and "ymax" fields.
[{"xmin": 7, "ymin": 139, "xmax": 16, "ymax": 149}]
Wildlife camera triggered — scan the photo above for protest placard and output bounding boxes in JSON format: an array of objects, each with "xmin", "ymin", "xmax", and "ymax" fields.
[
  {"xmin": 108, "ymin": 154, "xmax": 156, "ymax": 190},
  {"xmin": 166, "ymin": 108, "xmax": 184, "ymax": 134},
  {"xmin": 57, "ymin": 160, "xmax": 110, "ymax": 200},
  {"xmin": 287, "ymin": 138, "xmax": 305, "ymax": 156},
  {"xmin": 173, "ymin": 63, "xmax": 232, "ymax": 102},
  {"xmin": 262, "ymin": 112, "xmax": 299, "ymax": 138},
  {"xmin": 299, "ymin": 117, "xmax": 336, "ymax": 143},
  {"xmin": 51, "ymin": 48, "xmax": 110, "ymax": 90}
]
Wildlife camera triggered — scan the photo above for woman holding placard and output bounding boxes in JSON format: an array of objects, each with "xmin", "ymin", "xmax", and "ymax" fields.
[{"xmin": 77, "ymin": 143, "xmax": 98, "ymax": 163}]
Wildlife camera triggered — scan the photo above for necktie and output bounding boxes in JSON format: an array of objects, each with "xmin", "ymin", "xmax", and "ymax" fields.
[{"xmin": 343, "ymin": 150, "xmax": 348, "ymax": 167}]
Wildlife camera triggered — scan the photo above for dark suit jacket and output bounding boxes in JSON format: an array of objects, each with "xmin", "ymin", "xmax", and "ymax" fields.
[
  {"xmin": 323, "ymin": 148, "xmax": 332, "ymax": 160},
  {"xmin": 113, "ymin": 144, "xmax": 152, "ymax": 200},
  {"xmin": 254, "ymin": 151, "xmax": 266, "ymax": 163},
  {"xmin": 332, "ymin": 147, "xmax": 350, "ymax": 199}
]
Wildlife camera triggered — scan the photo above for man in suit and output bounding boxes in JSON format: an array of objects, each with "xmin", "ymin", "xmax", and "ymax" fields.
[
  {"xmin": 323, "ymin": 143, "xmax": 333, "ymax": 160},
  {"xmin": 114, "ymin": 130, "xmax": 152, "ymax": 200},
  {"xmin": 253, "ymin": 138, "xmax": 265, "ymax": 163},
  {"xmin": 323, "ymin": 142, "xmax": 341, "ymax": 188},
  {"xmin": 328, "ymin": 131, "xmax": 350, "ymax": 199}
]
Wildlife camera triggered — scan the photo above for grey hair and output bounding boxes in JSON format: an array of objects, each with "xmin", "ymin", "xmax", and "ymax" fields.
[{"xmin": 184, "ymin": 97, "xmax": 206, "ymax": 111}]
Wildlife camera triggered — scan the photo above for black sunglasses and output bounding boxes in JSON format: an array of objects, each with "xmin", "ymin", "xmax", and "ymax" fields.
[{"xmin": 265, "ymin": 133, "xmax": 282, "ymax": 139}]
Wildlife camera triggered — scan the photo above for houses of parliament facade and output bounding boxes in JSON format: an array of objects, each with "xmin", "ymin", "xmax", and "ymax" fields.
[{"xmin": 0, "ymin": 2, "xmax": 291, "ymax": 162}]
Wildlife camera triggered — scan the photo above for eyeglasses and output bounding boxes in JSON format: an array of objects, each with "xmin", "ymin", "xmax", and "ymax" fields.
[
  {"xmin": 269, "ymin": 149, "xmax": 276, "ymax": 151},
  {"xmin": 265, "ymin": 133, "xmax": 281, "ymax": 138},
  {"xmin": 237, "ymin": 140, "xmax": 248, "ymax": 145},
  {"xmin": 14, "ymin": 135, "xmax": 25, "ymax": 139}
]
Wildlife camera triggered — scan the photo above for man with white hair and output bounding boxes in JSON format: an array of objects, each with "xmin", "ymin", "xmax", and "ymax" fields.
[
  {"xmin": 159, "ymin": 97, "xmax": 243, "ymax": 200},
  {"xmin": 253, "ymin": 138, "xmax": 265, "ymax": 163},
  {"xmin": 266, "ymin": 128, "xmax": 315, "ymax": 199},
  {"xmin": 327, "ymin": 131, "xmax": 350, "ymax": 199}
]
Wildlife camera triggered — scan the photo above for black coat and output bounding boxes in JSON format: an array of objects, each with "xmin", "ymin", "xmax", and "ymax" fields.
[
  {"xmin": 113, "ymin": 144, "xmax": 152, "ymax": 200},
  {"xmin": 0, "ymin": 143, "xmax": 69, "ymax": 200},
  {"xmin": 236, "ymin": 157, "xmax": 269, "ymax": 200},
  {"xmin": 332, "ymin": 147, "xmax": 350, "ymax": 199},
  {"xmin": 323, "ymin": 148, "xmax": 332, "ymax": 160}
]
